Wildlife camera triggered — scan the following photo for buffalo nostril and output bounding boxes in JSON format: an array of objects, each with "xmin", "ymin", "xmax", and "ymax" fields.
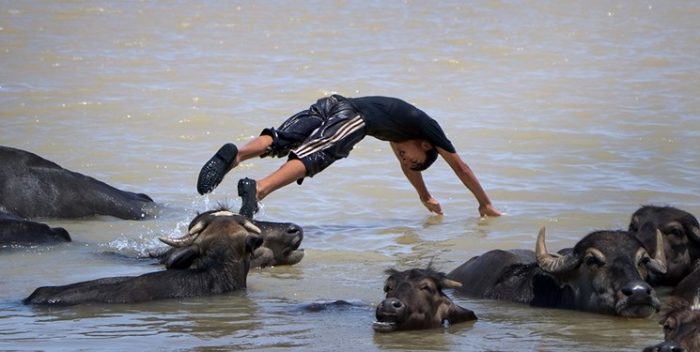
[
  {"xmin": 287, "ymin": 225, "xmax": 303, "ymax": 237},
  {"xmin": 622, "ymin": 282, "xmax": 651, "ymax": 296},
  {"xmin": 392, "ymin": 300, "xmax": 403, "ymax": 309},
  {"xmin": 659, "ymin": 344, "xmax": 685, "ymax": 352}
]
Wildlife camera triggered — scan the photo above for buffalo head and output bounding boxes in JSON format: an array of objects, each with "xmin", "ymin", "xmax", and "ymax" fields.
[
  {"xmin": 156, "ymin": 208, "xmax": 304, "ymax": 268},
  {"xmin": 535, "ymin": 227, "xmax": 666, "ymax": 317},
  {"xmin": 643, "ymin": 296, "xmax": 700, "ymax": 352},
  {"xmin": 251, "ymin": 218, "xmax": 304, "ymax": 268},
  {"xmin": 629, "ymin": 205, "xmax": 700, "ymax": 285},
  {"xmin": 160, "ymin": 210, "xmax": 264, "ymax": 273},
  {"xmin": 373, "ymin": 268, "xmax": 476, "ymax": 332}
]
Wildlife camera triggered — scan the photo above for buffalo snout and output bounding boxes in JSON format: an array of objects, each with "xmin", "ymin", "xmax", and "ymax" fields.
[
  {"xmin": 374, "ymin": 297, "xmax": 407, "ymax": 331},
  {"xmin": 621, "ymin": 281, "xmax": 652, "ymax": 298},
  {"xmin": 251, "ymin": 219, "xmax": 305, "ymax": 267},
  {"xmin": 617, "ymin": 280, "xmax": 659, "ymax": 317},
  {"xmin": 286, "ymin": 223, "xmax": 303, "ymax": 237},
  {"xmin": 643, "ymin": 341, "xmax": 686, "ymax": 352},
  {"xmin": 283, "ymin": 224, "xmax": 303, "ymax": 253}
]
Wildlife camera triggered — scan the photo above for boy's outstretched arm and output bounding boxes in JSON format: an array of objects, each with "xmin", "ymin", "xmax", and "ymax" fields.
[
  {"xmin": 390, "ymin": 143, "xmax": 443, "ymax": 214},
  {"xmin": 437, "ymin": 147, "xmax": 503, "ymax": 217}
]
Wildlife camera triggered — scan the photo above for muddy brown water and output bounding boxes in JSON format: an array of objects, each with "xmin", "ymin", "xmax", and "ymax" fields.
[{"xmin": 2, "ymin": 1, "xmax": 699, "ymax": 351}]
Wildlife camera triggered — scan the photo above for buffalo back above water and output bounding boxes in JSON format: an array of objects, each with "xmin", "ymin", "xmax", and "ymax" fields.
[
  {"xmin": 23, "ymin": 211, "xmax": 262, "ymax": 305},
  {"xmin": 0, "ymin": 210, "xmax": 70, "ymax": 246},
  {"xmin": 448, "ymin": 228, "xmax": 667, "ymax": 318},
  {"xmin": 373, "ymin": 268, "xmax": 476, "ymax": 332},
  {"xmin": 0, "ymin": 146, "xmax": 155, "ymax": 220}
]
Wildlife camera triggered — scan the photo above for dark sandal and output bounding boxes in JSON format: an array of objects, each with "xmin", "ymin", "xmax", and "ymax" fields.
[
  {"xmin": 238, "ymin": 177, "xmax": 259, "ymax": 218},
  {"xmin": 196, "ymin": 143, "xmax": 238, "ymax": 195}
]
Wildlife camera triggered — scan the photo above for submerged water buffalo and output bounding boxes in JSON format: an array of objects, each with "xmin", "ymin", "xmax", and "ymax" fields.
[
  {"xmin": 373, "ymin": 267, "xmax": 477, "ymax": 332},
  {"xmin": 0, "ymin": 210, "xmax": 70, "ymax": 246},
  {"xmin": 151, "ymin": 209, "xmax": 304, "ymax": 268},
  {"xmin": 629, "ymin": 205, "xmax": 700, "ymax": 286},
  {"xmin": 644, "ymin": 245, "xmax": 700, "ymax": 351},
  {"xmin": 448, "ymin": 228, "xmax": 667, "ymax": 318},
  {"xmin": 0, "ymin": 146, "xmax": 156, "ymax": 220},
  {"xmin": 24, "ymin": 210, "xmax": 262, "ymax": 305},
  {"xmin": 643, "ymin": 297, "xmax": 700, "ymax": 352}
]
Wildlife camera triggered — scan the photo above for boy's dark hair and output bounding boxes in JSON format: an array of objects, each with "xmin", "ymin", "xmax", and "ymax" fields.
[{"xmin": 410, "ymin": 148, "xmax": 438, "ymax": 171}]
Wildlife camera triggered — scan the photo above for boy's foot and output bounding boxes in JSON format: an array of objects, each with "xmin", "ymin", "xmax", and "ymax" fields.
[
  {"xmin": 197, "ymin": 143, "xmax": 238, "ymax": 195},
  {"xmin": 238, "ymin": 178, "xmax": 259, "ymax": 218}
]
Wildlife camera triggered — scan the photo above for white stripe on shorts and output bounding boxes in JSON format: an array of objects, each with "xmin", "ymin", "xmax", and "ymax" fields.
[{"xmin": 293, "ymin": 115, "xmax": 364, "ymax": 159}]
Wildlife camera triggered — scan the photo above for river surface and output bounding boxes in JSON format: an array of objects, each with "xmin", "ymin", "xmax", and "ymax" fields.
[{"xmin": 1, "ymin": 1, "xmax": 699, "ymax": 351}]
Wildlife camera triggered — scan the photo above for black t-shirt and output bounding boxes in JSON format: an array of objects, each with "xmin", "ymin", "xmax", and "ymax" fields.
[{"xmin": 347, "ymin": 96, "xmax": 456, "ymax": 153}]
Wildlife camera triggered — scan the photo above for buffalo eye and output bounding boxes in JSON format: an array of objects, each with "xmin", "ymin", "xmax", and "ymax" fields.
[
  {"xmin": 585, "ymin": 255, "xmax": 603, "ymax": 267},
  {"xmin": 419, "ymin": 283, "xmax": 436, "ymax": 295},
  {"xmin": 667, "ymin": 228, "xmax": 684, "ymax": 237}
]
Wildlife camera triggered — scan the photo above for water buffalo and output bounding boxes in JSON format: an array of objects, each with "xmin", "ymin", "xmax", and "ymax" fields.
[
  {"xmin": 643, "ymin": 267, "xmax": 700, "ymax": 351},
  {"xmin": 151, "ymin": 209, "xmax": 304, "ymax": 268},
  {"xmin": 373, "ymin": 267, "xmax": 477, "ymax": 332},
  {"xmin": 643, "ymin": 297, "xmax": 700, "ymax": 352},
  {"xmin": 643, "ymin": 266, "xmax": 700, "ymax": 351},
  {"xmin": 629, "ymin": 205, "xmax": 700, "ymax": 286},
  {"xmin": 0, "ymin": 146, "xmax": 156, "ymax": 220},
  {"xmin": 447, "ymin": 228, "xmax": 667, "ymax": 318},
  {"xmin": 23, "ymin": 210, "xmax": 262, "ymax": 305},
  {"xmin": 0, "ymin": 210, "xmax": 70, "ymax": 246}
]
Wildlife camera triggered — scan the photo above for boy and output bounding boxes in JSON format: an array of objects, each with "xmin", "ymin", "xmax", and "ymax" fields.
[{"xmin": 197, "ymin": 95, "xmax": 502, "ymax": 218}]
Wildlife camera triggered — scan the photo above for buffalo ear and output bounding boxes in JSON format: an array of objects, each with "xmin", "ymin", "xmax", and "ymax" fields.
[
  {"xmin": 165, "ymin": 247, "xmax": 199, "ymax": 269},
  {"xmin": 633, "ymin": 222, "xmax": 659, "ymax": 256},
  {"xmin": 447, "ymin": 304, "xmax": 477, "ymax": 324},
  {"xmin": 246, "ymin": 235, "xmax": 264, "ymax": 253}
]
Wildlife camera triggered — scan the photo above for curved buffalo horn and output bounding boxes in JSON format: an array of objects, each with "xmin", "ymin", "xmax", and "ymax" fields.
[
  {"xmin": 188, "ymin": 221, "xmax": 206, "ymax": 236},
  {"xmin": 646, "ymin": 229, "xmax": 668, "ymax": 274},
  {"xmin": 441, "ymin": 278, "xmax": 463, "ymax": 289},
  {"xmin": 159, "ymin": 232, "xmax": 200, "ymax": 248},
  {"xmin": 535, "ymin": 227, "xmax": 580, "ymax": 274},
  {"xmin": 242, "ymin": 220, "xmax": 261, "ymax": 234}
]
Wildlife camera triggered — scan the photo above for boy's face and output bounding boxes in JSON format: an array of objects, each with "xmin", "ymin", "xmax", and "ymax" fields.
[{"xmin": 392, "ymin": 140, "xmax": 430, "ymax": 170}]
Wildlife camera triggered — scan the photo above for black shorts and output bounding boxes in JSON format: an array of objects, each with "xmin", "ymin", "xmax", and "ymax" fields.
[{"xmin": 260, "ymin": 95, "xmax": 367, "ymax": 180}]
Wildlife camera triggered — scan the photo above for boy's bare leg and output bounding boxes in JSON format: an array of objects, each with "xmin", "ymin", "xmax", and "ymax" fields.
[
  {"xmin": 257, "ymin": 159, "xmax": 306, "ymax": 200},
  {"xmin": 233, "ymin": 135, "xmax": 274, "ymax": 169}
]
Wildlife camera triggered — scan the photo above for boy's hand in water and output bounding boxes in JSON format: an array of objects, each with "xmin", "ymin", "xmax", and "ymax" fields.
[
  {"xmin": 479, "ymin": 203, "xmax": 503, "ymax": 217},
  {"xmin": 421, "ymin": 197, "xmax": 443, "ymax": 215}
]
